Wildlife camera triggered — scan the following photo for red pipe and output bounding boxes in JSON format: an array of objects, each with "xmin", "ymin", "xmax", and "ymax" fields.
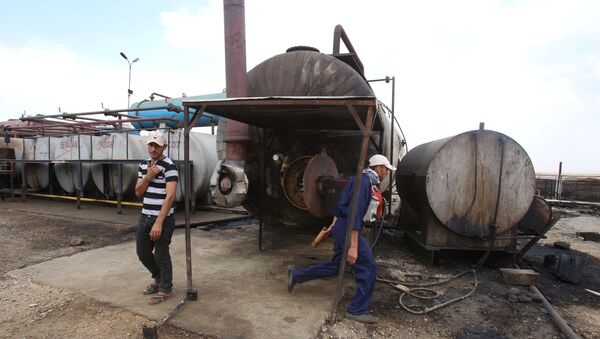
[{"xmin": 223, "ymin": 0, "xmax": 250, "ymax": 160}]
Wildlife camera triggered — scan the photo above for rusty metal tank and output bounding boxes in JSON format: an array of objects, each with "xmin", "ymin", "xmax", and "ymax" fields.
[
  {"xmin": 214, "ymin": 49, "xmax": 406, "ymax": 226},
  {"xmin": 396, "ymin": 129, "xmax": 535, "ymax": 250}
]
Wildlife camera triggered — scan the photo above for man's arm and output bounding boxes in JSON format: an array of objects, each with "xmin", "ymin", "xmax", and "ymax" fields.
[
  {"xmin": 135, "ymin": 163, "xmax": 161, "ymax": 198},
  {"xmin": 149, "ymin": 181, "xmax": 177, "ymax": 241}
]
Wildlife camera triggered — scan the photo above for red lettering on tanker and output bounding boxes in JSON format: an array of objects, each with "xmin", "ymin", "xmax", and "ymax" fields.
[
  {"xmin": 59, "ymin": 139, "xmax": 77, "ymax": 149},
  {"xmin": 97, "ymin": 138, "xmax": 113, "ymax": 149}
]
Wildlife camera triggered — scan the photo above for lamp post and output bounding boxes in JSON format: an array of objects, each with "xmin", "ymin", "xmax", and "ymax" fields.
[{"xmin": 120, "ymin": 52, "xmax": 139, "ymax": 108}]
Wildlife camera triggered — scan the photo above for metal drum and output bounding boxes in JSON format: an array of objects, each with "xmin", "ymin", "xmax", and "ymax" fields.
[{"xmin": 396, "ymin": 129, "xmax": 535, "ymax": 242}]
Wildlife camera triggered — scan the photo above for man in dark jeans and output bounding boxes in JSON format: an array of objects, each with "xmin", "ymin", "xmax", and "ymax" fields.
[{"xmin": 135, "ymin": 131, "xmax": 179, "ymax": 304}]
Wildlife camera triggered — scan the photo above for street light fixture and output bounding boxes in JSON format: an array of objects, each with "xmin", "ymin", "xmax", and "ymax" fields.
[{"xmin": 120, "ymin": 52, "xmax": 139, "ymax": 108}]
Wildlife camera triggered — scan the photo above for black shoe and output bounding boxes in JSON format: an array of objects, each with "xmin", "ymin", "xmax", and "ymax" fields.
[
  {"xmin": 287, "ymin": 265, "xmax": 297, "ymax": 293},
  {"xmin": 345, "ymin": 312, "xmax": 378, "ymax": 324}
]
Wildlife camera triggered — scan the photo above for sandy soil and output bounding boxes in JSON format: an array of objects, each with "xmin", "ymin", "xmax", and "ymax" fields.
[{"xmin": 0, "ymin": 206, "xmax": 598, "ymax": 338}]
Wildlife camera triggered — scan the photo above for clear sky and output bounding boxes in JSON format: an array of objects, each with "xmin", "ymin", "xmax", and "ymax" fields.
[{"xmin": 0, "ymin": 0, "xmax": 598, "ymax": 173}]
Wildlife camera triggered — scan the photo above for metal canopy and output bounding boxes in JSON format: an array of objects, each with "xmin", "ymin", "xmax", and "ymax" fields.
[
  {"xmin": 184, "ymin": 95, "xmax": 378, "ymax": 324},
  {"xmin": 182, "ymin": 96, "xmax": 381, "ymax": 131}
]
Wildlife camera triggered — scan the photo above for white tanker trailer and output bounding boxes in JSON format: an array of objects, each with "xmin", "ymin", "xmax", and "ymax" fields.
[{"xmin": 0, "ymin": 129, "xmax": 218, "ymax": 208}]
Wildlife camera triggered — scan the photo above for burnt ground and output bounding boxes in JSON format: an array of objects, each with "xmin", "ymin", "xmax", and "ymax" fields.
[{"xmin": 0, "ymin": 205, "xmax": 598, "ymax": 338}]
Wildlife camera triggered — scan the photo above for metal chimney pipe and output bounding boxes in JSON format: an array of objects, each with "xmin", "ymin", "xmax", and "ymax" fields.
[{"xmin": 223, "ymin": 0, "xmax": 250, "ymax": 160}]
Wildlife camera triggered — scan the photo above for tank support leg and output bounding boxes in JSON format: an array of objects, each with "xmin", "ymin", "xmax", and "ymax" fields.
[
  {"xmin": 117, "ymin": 192, "xmax": 123, "ymax": 215},
  {"xmin": 117, "ymin": 164, "xmax": 123, "ymax": 215},
  {"xmin": 75, "ymin": 189, "xmax": 81, "ymax": 209},
  {"xmin": 259, "ymin": 219, "xmax": 263, "ymax": 251},
  {"xmin": 10, "ymin": 170, "xmax": 15, "ymax": 201}
]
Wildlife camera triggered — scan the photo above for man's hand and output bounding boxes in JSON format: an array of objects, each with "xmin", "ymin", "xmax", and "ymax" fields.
[
  {"xmin": 347, "ymin": 245, "xmax": 358, "ymax": 265},
  {"xmin": 146, "ymin": 163, "xmax": 162, "ymax": 181},
  {"xmin": 150, "ymin": 221, "xmax": 163, "ymax": 241},
  {"xmin": 324, "ymin": 217, "xmax": 337, "ymax": 235}
]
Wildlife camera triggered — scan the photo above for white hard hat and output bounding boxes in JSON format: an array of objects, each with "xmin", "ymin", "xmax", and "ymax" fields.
[{"xmin": 368, "ymin": 154, "xmax": 396, "ymax": 171}]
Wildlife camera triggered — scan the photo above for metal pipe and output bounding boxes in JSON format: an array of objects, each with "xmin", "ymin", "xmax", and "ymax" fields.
[
  {"xmin": 27, "ymin": 193, "xmax": 142, "ymax": 206},
  {"xmin": 20, "ymin": 105, "xmax": 179, "ymax": 121},
  {"xmin": 556, "ymin": 161, "xmax": 563, "ymax": 200},
  {"xmin": 389, "ymin": 76, "xmax": 395, "ymax": 216},
  {"xmin": 149, "ymin": 92, "xmax": 172, "ymax": 100},
  {"xmin": 183, "ymin": 105, "xmax": 196, "ymax": 299},
  {"xmin": 529, "ymin": 286, "xmax": 580, "ymax": 339},
  {"xmin": 12, "ymin": 117, "xmax": 179, "ymax": 130},
  {"xmin": 332, "ymin": 24, "xmax": 364, "ymax": 76}
]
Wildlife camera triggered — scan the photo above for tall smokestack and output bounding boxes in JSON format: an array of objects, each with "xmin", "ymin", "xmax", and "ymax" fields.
[
  {"xmin": 210, "ymin": 0, "xmax": 250, "ymax": 208},
  {"xmin": 223, "ymin": 0, "xmax": 250, "ymax": 160}
]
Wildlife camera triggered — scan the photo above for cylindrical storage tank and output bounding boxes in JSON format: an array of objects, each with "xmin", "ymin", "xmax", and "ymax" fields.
[
  {"xmin": 213, "ymin": 49, "xmax": 406, "ymax": 226},
  {"xmin": 53, "ymin": 135, "xmax": 94, "ymax": 194},
  {"xmin": 396, "ymin": 129, "xmax": 535, "ymax": 239},
  {"xmin": 129, "ymin": 93, "xmax": 225, "ymax": 130},
  {"xmin": 166, "ymin": 129, "xmax": 217, "ymax": 205},
  {"xmin": 23, "ymin": 137, "xmax": 56, "ymax": 191},
  {"xmin": 377, "ymin": 102, "xmax": 407, "ymax": 191},
  {"xmin": 90, "ymin": 133, "xmax": 146, "ymax": 196}
]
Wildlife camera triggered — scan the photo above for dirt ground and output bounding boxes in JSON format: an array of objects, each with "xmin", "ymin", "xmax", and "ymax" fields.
[
  {"xmin": 0, "ymin": 209, "xmax": 207, "ymax": 338},
  {"xmin": 323, "ymin": 206, "xmax": 600, "ymax": 339},
  {"xmin": 0, "ymin": 205, "xmax": 598, "ymax": 338}
]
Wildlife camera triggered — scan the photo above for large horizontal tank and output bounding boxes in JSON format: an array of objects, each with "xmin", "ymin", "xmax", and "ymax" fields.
[
  {"xmin": 396, "ymin": 129, "xmax": 535, "ymax": 250},
  {"xmin": 215, "ymin": 49, "xmax": 407, "ymax": 226},
  {"xmin": 129, "ymin": 93, "xmax": 225, "ymax": 130},
  {"xmin": 166, "ymin": 129, "xmax": 218, "ymax": 205},
  {"xmin": 53, "ymin": 135, "xmax": 94, "ymax": 194},
  {"xmin": 90, "ymin": 133, "xmax": 147, "ymax": 196}
]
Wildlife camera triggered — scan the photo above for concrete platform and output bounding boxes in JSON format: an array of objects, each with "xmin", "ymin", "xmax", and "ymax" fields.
[
  {"xmin": 12, "ymin": 222, "xmax": 339, "ymax": 338},
  {"xmin": 0, "ymin": 197, "xmax": 246, "ymax": 226}
]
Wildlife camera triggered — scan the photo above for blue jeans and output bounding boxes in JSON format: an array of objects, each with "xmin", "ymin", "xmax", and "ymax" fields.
[
  {"xmin": 136, "ymin": 214, "xmax": 175, "ymax": 293},
  {"xmin": 292, "ymin": 219, "xmax": 377, "ymax": 315}
]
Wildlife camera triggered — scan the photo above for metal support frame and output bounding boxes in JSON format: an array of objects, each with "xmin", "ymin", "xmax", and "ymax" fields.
[{"xmin": 329, "ymin": 105, "xmax": 375, "ymax": 323}]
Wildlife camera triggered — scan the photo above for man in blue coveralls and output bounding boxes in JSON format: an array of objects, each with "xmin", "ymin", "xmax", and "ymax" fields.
[{"xmin": 287, "ymin": 154, "xmax": 396, "ymax": 324}]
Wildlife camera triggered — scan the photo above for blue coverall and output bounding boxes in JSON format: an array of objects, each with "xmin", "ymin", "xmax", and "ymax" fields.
[{"xmin": 291, "ymin": 173, "xmax": 377, "ymax": 316}]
